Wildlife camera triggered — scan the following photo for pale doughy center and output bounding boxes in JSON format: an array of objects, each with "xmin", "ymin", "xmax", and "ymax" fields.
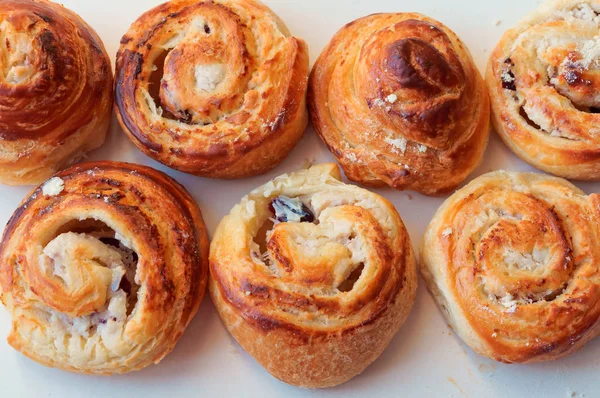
[{"xmin": 38, "ymin": 232, "xmax": 138, "ymax": 361}]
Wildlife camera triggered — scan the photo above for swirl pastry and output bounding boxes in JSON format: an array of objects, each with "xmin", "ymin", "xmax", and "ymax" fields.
[
  {"xmin": 115, "ymin": 0, "xmax": 309, "ymax": 179},
  {"xmin": 308, "ymin": 13, "xmax": 490, "ymax": 195},
  {"xmin": 209, "ymin": 163, "xmax": 417, "ymax": 388},
  {"xmin": 487, "ymin": 0, "xmax": 600, "ymax": 180},
  {"xmin": 0, "ymin": 0, "xmax": 113, "ymax": 185},
  {"xmin": 421, "ymin": 171, "xmax": 600, "ymax": 363},
  {"xmin": 0, "ymin": 161, "xmax": 209, "ymax": 374}
]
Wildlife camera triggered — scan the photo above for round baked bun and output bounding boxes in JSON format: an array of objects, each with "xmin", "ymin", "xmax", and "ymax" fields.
[
  {"xmin": 487, "ymin": 0, "xmax": 600, "ymax": 179},
  {"xmin": 422, "ymin": 170, "xmax": 600, "ymax": 363},
  {"xmin": 309, "ymin": 13, "xmax": 489, "ymax": 195},
  {"xmin": 209, "ymin": 163, "xmax": 417, "ymax": 388},
  {"xmin": 115, "ymin": 0, "xmax": 309, "ymax": 179},
  {"xmin": 0, "ymin": 0, "xmax": 113, "ymax": 185}
]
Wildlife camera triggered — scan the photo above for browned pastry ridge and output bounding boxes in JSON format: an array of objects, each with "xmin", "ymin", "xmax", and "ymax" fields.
[
  {"xmin": 487, "ymin": 0, "xmax": 600, "ymax": 180},
  {"xmin": 115, "ymin": 0, "xmax": 309, "ymax": 179},
  {"xmin": 421, "ymin": 171, "xmax": 600, "ymax": 363},
  {"xmin": 0, "ymin": 0, "xmax": 113, "ymax": 185},
  {"xmin": 209, "ymin": 163, "xmax": 417, "ymax": 388},
  {"xmin": 0, "ymin": 161, "xmax": 209, "ymax": 374},
  {"xmin": 309, "ymin": 13, "xmax": 490, "ymax": 195}
]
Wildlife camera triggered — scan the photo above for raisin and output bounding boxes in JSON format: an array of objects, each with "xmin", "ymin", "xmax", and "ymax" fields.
[
  {"xmin": 501, "ymin": 58, "xmax": 516, "ymax": 91},
  {"xmin": 269, "ymin": 196, "xmax": 315, "ymax": 223}
]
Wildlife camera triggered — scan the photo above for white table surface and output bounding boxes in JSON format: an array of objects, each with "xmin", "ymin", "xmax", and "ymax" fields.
[{"xmin": 1, "ymin": 0, "xmax": 598, "ymax": 397}]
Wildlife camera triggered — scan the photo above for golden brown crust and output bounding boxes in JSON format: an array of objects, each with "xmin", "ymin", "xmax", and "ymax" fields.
[
  {"xmin": 115, "ymin": 0, "xmax": 309, "ymax": 179},
  {"xmin": 0, "ymin": 0, "xmax": 113, "ymax": 185},
  {"xmin": 308, "ymin": 13, "xmax": 489, "ymax": 196},
  {"xmin": 0, "ymin": 161, "xmax": 209, "ymax": 374},
  {"xmin": 421, "ymin": 171, "xmax": 600, "ymax": 363},
  {"xmin": 487, "ymin": 0, "xmax": 600, "ymax": 180},
  {"xmin": 209, "ymin": 163, "xmax": 417, "ymax": 388}
]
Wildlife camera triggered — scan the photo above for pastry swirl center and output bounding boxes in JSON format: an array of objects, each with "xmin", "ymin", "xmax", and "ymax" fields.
[
  {"xmin": 153, "ymin": 11, "xmax": 253, "ymax": 125},
  {"xmin": 34, "ymin": 232, "xmax": 126, "ymax": 317},
  {"xmin": 355, "ymin": 18, "xmax": 467, "ymax": 149}
]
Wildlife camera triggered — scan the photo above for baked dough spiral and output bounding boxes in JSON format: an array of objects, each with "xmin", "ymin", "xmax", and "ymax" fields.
[
  {"xmin": 115, "ymin": 0, "xmax": 309, "ymax": 179},
  {"xmin": 309, "ymin": 13, "xmax": 489, "ymax": 195},
  {"xmin": 209, "ymin": 163, "xmax": 417, "ymax": 388},
  {"xmin": 487, "ymin": 0, "xmax": 600, "ymax": 180},
  {"xmin": 0, "ymin": 161, "xmax": 209, "ymax": 374},
  {"xmin": 0, "ymin": 0, "xmax": 113, "ymax": 185},
  {"xmin": 421, "ymin": 171, "xmax": 600, "ymax": 363}
]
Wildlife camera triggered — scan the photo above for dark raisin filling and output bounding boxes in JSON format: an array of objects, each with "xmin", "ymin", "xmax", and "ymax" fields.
[
  {"xmin": 501, "ymin": 58, "xmax": 517, "ymax": 91},
  {"xmin": 269, "ymin": 196, "xmax": 315, "ymax": 223},
  {"xmin": 204, "ymin": 24, "xmax": 211, "ymax": 34}
]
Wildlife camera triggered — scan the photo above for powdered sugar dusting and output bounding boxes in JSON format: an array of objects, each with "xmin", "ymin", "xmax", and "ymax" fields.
[
  {"xmin": 42, "ymin": 177, "xmax": 64, "ymax": 197},
  {"xmin": 385, "ymin": 137, "xmax": 407, "ymax": 154}
]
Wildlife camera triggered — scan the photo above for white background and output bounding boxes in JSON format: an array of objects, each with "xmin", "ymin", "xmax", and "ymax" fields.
[{"xmin": 1, "ymin": 0, "xmax": 599, "ymax": 397}]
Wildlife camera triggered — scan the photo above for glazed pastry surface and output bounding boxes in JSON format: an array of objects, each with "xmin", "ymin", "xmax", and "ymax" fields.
[
  {"xmin": 0, "ymin": 0, "xmax": 113, "ymax": 185},
  {"xmin": 115, "ymin": 0, "xmax": 309, "ymax": 179},
  {"xmin": 487, "ymin": 0, "xmax": 600, "ymax": 179},
  {"xmin": 0, "ymin": 161, "xmax": 209, "ymax": 374},
  {"xmin": 309, "ymin": 13, "xmax": 489, "ymax": 195},
  {"xmin": 209, "ymin": 163, "xmax": 417, "ymax": 388},
  {"xmin": 421, "ymin": 171, "xmax": 600, "ymax": 363}
]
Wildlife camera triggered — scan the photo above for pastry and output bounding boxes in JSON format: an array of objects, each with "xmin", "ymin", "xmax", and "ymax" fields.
[
  {"xmin": 209, "ymin": 163, "xmax": 417, "ymax": 388},
  {"xmin": 0, "ymin": 161, "xmax": 209, "ymax": 374},
  {"xmin": 308, "ymin": 13, "xmax": 489, "ymax": 195},
  {"xmin": 487, "ymin": 0, "xmax": 600, "ymax": 180},
  {"xmin": 0, "ymin": 0, "xmax": 113, "ymax": 185},
  {"xmin": 115, "ymin": 0, "xmax": 309, "ymax": 179},
  {"xmin": 421, "ymin": 171, "xmax": 600, "ymax": 363}
]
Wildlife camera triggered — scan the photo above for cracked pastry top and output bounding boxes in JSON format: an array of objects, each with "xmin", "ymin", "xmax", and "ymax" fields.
[
  {"xmin": 421, "ymin": 170, "xmax": 600, "ymax": 363},
  {"xmin": 115, "ymin": 0, "xmax": 309, "ymax": 179},
  {"xmin": 487, "ymin": 0, "xmax": 600, "ymax": 180},
  {"xmin": 209, "ymin": 163, "xmax": 417, "ymax": 388},
  {"xmin": 0, "ymin": 161, "xmax": 209, "ymax": 374},
  {"xmin": 0, "ymin": 0, "xmax": 113, "ymax": 185},
  {"xmin": 308, "ymin": 13, "xmax": 490, "ymax": 196}
]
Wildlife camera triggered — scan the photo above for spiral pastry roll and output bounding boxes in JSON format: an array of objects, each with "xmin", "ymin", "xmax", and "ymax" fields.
[
  {"xmin": 421, "ymin": 171, "xmax": 600, "ymax": 363},
  {"xmin": 0, "ymin": 161, "xmax": 209, "ymax": 374},
  {"xmin": 209, "ymin": 163, "xmax": 417, "ymax": 387},
  {"xmin": 487, "ymin": 0, "xmax": 600, "ymax": 180},
  {"xmin": 0, "ymin": 0, "xmax": 113, "ymax": 186},
  {"xmin": 308, "ymin": 13, "xmax": 489, "ymax": 195},
  {"xmin": 115, "ymin": 0, "xmax": 309, "ymax": 179}
]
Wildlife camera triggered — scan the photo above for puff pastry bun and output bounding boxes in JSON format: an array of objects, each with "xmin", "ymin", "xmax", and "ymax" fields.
[
  {"xmin": 0, "ymin": 161, "xmax": 209, "ymax": 374},
  {"xmin": 209, "ymin": 163, "xmax": 417, "ymax": 388},
  {"xmin": 0, "ymin": 0, "xmax": 113, "ymax": 186},
  {"xmin": 421, "ymin": 171, "xmax": 600, "ymax": 363},
  {"xmin": 487, "ymin": 0, "xmax": 600, "ymax": 179},
  {"xmin": 115, "ymin": 0, "xmax": 309, "ymax": 179},
  {"xmin": 309, "ymin": 13, "xmax": 490, "ymax": 195}
]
